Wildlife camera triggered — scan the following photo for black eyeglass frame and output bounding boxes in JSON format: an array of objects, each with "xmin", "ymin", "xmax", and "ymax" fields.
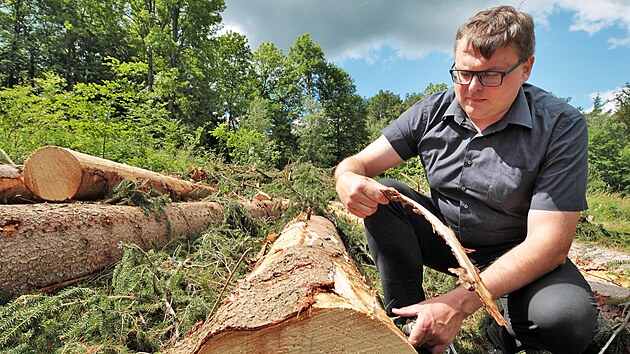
[{"xmin": 449, "ymin": 61, "xmax": 523, "ymax": 87}]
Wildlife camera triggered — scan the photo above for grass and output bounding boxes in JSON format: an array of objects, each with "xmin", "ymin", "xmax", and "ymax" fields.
[
  {"xmin": 576, "ymin": 190, "xmax": 630, "ymax": 253},
  {"xmin": 586, "ymin": 189, "xmax": 630, "ymax": 234}
]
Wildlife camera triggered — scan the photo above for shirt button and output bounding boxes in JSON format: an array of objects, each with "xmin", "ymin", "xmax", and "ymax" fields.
[{"xmin": 463, "ymin": 204, "xmax": 469, "ymax": 209}]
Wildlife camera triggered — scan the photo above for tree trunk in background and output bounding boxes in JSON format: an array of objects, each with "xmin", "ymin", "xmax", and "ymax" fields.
[
  {"xmin": 0, "ymin": 199, "xmax": 286, "ymax": 292},
  {"xmin": 167, "ymin": 214, "xmax": 415, "ymax": 354},
  {"xmin": 22, "ymin": 146, "xmax": 217, "ymax": 202}
]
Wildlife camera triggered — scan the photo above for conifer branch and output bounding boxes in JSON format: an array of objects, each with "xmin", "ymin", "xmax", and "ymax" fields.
[{"xmin": 207, "ymin": 247, "xmax": 253, "ymax": 322}]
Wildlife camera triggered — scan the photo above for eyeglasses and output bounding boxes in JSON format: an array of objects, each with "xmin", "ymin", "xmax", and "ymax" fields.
[{"xmin": 449, "ymin": 61, "xmax": 522, "ymax": 87}]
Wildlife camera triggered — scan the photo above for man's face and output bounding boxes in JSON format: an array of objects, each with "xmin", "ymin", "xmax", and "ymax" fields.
[{"xmin": 453, "ymin": 41, "xmax": 533, "ymax": 127}]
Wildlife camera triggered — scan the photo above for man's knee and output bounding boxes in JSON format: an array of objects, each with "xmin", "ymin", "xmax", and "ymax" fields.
[{"xmin": 511, "ymin": 283, "xmax": 598, "ymax": 353}]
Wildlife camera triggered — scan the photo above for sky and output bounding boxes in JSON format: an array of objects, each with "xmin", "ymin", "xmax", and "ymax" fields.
[{"xmin": 221, "ymin": 0, "xmax": 630, "ymax": 113}]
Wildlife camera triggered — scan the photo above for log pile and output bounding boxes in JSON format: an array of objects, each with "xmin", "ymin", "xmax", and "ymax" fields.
[{"xmin": 0, "ymin": 146, "xmax": 286, "ymax": 292}]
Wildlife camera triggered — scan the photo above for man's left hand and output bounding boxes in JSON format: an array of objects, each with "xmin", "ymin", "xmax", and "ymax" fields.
[{"xmin": 392, "ymin": 289, "xmax": 472, "ymax": 353}]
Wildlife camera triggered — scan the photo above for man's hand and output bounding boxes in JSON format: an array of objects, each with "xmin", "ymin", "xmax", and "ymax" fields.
[
  {"xmin": 392, "ymin": 287, "xmax": 477, "ymax": 353},
  {"xmin": 333, "ymin": 135, "xmax": 404, "ymax": 218},
  {"xmin": 335, "ymin": 172, "xmax": 389, "ymax": 218}
]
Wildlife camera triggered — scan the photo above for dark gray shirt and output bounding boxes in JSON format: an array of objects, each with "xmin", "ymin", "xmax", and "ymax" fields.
[{"xmin": 383, "ymin": 83, "xmax": 588, "ymax": 256}]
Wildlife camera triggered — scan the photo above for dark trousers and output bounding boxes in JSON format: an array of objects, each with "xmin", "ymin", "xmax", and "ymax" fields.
[{"xmin": 364, "ymin": 178, "xmax": 599, "ymax": 354}]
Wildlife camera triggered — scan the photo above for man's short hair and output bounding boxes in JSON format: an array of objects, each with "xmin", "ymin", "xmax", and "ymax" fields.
[{"xmin": 455, "ymin": 5, "xmax": 535, "ymax": 62}]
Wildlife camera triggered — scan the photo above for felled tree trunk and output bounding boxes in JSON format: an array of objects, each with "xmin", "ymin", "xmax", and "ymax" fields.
[
  {"xmin": 22, "ymin": 146, "xmax": 217, "ymax": 201},
  {"xmin": 0, "ymin": 165, "xmax": 38, "ymax": 203},
  {"xmin": 0, "ymin": 199, "xmax": 286, "ymax": 292},
  {"xmin": 167, "ymin": 214, "xmax": 415, "ymax": 354}
]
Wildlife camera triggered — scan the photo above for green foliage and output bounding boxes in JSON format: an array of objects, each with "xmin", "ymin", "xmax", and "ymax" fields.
[
  {"xmin": 382, "ymin": 157, "xmax": 430, "ymax": 194},
  {"xmin": 211, "ymin": 122, "xmax": 280, "ymax": 169},
  {"xmin": 403, "ymin": 83, "xmax": 449, "ymax": 108},
  {"xmin": 297, "ymin": 96, "xmax": 335, "ymax": 166},
  {"xmin": 576, "ymin": 213, "xmax": 630, "ymax": 253},
  {"xmin": 586, "ymin": 86, "xmax": 630, "ymax": 196},
  {"xmin": 108, "ymin": 179, "xmax": 171, "ymax": 214},
  {"xmin": 366, "ymin": 90, "xmax": 406, "ymax": 140}
]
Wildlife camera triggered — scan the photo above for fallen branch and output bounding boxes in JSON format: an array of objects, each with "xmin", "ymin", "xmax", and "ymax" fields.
[
  {"xmin": 0, "ymin": 149, "xmax": 15, "ymax": 165},
  {"xmin": 207, "ymin": 247, "xmax": 252, "ymax": 321},
  {"xmin": 598, "ymin": 302, "xmax": 630, "ymax": 354},
  {"xmin": 380, "ymin": 188, "xmax": 507, "ymax": 327}
]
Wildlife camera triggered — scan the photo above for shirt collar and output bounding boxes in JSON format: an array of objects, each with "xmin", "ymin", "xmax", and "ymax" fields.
[{"xmin": 442, "ymin": 87, "xmax": 533, "ymax": 132}]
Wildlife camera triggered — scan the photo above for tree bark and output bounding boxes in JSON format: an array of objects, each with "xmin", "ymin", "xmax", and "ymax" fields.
[
  {"xmin": 0, "ymin": 164, "xmax": 38, "ymax": 203},
  {"xmin": 167, "ymin": 214, "xmax": 415, "ymax": 354},
  {"xmin": 0, "ymin": 199, "xmax": 286, "ymax": 292},
  {"xmin": 22, "ymin": 146, "xmax": 217, "ymax": 202}
]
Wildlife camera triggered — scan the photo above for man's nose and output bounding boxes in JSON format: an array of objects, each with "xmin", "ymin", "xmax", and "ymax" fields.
[{"xmin": 468, "ymin": 74, "xmax": 484, "ymax": 90}]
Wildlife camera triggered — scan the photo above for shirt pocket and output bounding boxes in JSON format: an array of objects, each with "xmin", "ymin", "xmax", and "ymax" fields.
[{"xmin": 488, "ymin": 160, "xmax": 538, "ymax": 214}]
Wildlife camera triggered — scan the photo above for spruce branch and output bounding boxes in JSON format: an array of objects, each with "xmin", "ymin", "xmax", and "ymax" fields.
[{"xmin": 207, "ymin": 247, "xmax": 253, "ymax": 322}]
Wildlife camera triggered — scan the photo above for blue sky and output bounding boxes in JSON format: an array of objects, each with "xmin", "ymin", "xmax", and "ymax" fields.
[{"xmin": 222, "ymin": 1, "xmax": 630, "ymax": 112}]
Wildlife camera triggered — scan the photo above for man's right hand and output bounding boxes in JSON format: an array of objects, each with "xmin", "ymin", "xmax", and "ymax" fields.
[
  {"xmin": 335, "ymin": 171, "xmax": 390, "ymax": 218},
  {"xmin": 333, "ymin": 135, "xmax": 404, "ymax": 218}
]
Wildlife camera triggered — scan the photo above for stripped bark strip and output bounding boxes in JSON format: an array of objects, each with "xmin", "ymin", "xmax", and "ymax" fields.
[{"xmin": 380, "ymin": 188, "xmax": 507, "ymax": 327}]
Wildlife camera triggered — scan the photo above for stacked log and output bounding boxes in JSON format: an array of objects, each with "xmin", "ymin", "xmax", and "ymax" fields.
[
  {"xmin": 0, "ymin": 199, "xmax": 287, "ymax": 292},
  {"xmin": 0, "ymin": 146, "xmax": 284, "ymax": 292},
  {"xmin": 22, "ymin": 146, "xmax": 217, "ymax": 201},
  {"xmin": 0, "ymin": 164, "xmax": 38, "ymax": 203}
]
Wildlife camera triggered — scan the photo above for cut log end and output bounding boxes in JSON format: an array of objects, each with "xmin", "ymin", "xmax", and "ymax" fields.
[
  {"xmin": 194, "ymin": 307, "xmax": 413, "ymax": 354},
  {"xmin": 23, "ymin": 146, "xmax": 82, "ymax": 201}
]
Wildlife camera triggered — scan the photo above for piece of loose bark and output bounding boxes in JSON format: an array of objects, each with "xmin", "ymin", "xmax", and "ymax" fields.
[{"xmin": 380, "ymin": 187, "xmax": 507, "ymax": 327}]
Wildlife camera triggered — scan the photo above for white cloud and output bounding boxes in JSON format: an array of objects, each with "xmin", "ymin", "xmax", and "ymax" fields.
[
  {"xmin": 221, "ymin": 0, "xmax": 504, "ymax": 62},
  {"xmin": 586, "ymin": 87, "xmax": 622, "ymax": 113},
  {"xmin": 609, "ymin": 36, "xmax": 630, "ymax": 48},
  {"xmin": 221, "ymin": 0, "xmax": 630, "ymax": 63},
  {"xmin": 556, "ymin": 0, "xmax": 630, "ymax": 33}
]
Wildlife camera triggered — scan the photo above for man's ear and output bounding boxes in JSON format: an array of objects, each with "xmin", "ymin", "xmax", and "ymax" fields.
[{"xmin": 520, "ymin": 56, "xmax": 535, "ymax": 83}]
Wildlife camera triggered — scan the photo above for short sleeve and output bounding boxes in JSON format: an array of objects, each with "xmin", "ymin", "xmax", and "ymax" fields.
[
  {"xmin": 382, "ymin": 101, "xmax": 428, "ymax": 161},
  {"xmin": 530, "ymin": 113, "xmax": 589, "ymax": 211}
]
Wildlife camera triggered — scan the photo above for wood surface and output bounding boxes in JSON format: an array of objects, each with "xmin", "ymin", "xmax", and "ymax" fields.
[
  {"xmin": 23, "ymin": 146, "xmax": 217, "ymax": 201},
  {"xmin": 380, "ymin": 187, "xmax": 507, "ymax": 327},
  {"xmin": 0, "ymin": 199, "xmax": 286, "ymax": 292},
  {"xmin": 166, "ymin": 214, "xmax": 416, "ymax": 354},
  {"xmin": 0, "ymin": 164, "xmax": 38, "ymax": 203}
]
